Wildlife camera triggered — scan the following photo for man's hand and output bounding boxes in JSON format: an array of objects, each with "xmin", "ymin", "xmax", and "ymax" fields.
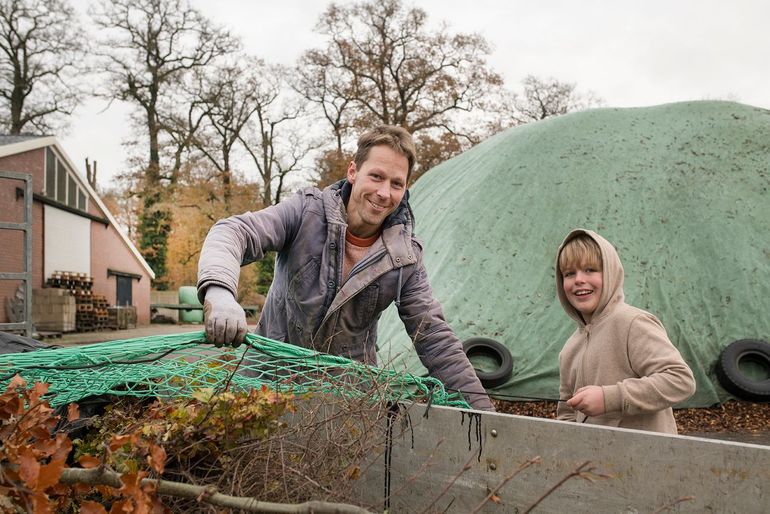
[
  {"xmin": 203, "ymin": 286, "xmax": 248, "ymax": 347},
  {"xmin": 566, "ymin": 385, "xmax": 605, "ymax": 417}
]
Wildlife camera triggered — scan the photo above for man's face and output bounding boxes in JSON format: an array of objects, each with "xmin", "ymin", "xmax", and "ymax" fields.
[{"xmin": 346, "ymin": 145, "xmax": 409, "ymax": 238}]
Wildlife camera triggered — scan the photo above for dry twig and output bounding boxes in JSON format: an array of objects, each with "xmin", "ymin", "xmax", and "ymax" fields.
[
  {"xmin": 651, "ymin": 495, "xmax": 696, "ymax": 513},
  {"xmin": 523, "ymin": 460, "xmax": 611, "ymax": 513},
  {"xmin": 469, "ymin": 456, "xmax": 541, "ymax": 514}
]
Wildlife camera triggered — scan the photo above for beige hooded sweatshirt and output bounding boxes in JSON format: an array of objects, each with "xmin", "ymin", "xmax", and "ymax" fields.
[{"xmin": 555, "ymin": 229, "xmax": 695, "ymax": 434}]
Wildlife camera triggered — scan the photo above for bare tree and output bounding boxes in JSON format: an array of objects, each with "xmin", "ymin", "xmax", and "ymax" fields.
[
  {"xmin": 295, "ymin": 48, "xmax": 355, "ymax": 156},
  {"xmin": 506, "ymin": 75, "xmax": 604, "ymax": 126},
  {"xmin": 298, "ymin": 0, "xmax": 502, "ymax": 177},
  {"xmin": 0, "ymin": 0, "xmax": 86, "ymax": 134},
  {"xmin": 90, "ymin": 0, "xmax": 238, "ymax": 184},
  {"xmin": 90, "ymin": 0, "xmax": 238, "ymax": 287},
  {"xmin": 156, "ymin": 87, "xmax": 208, "ymax": 188},
  {"xmin": 238, "ymin": 62, "xmax": 316, "ymax": 206},
  {"xmin": 184, "ymin": 59, "xmax": 265, "ymax": 211}
]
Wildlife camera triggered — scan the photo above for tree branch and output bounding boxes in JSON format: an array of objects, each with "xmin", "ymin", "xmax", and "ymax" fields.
[{"xmin": 59, "ymin": 467, "xmax": 374, "ymax": 514}]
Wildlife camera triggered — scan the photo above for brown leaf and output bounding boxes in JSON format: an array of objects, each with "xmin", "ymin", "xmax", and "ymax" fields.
[
  {"xmin": 18, "ymin": 446, "xmax": 41, "ymax": 488},
  {"xmin": 28, "ymin": 382, "xmax": 50, "ymax": 404},
  {"xmin": 38, "ymin": 459, "xmax": 66, "ymax": 490},
  {"xmin": 79, "ymin": 455, "xmax": 102, "ymax": 469},
  {"xmin": 489, "ymin": 493, "xmax": 503, "ymax": 504},
  {"xmin": 109, "ymin": 499, "xmax": 133, "ymax": 513},
  {"xmin": 74, "ymin": 482, "xmax": 92, "ymax": 494},
  {"xmin": 50, "ymin": 482, "xmax": 70, "ymax": 495},
  {"xmin": 81, "ymin": 500, "xmax": 109, "ymax": 514},
  {"xmin": 110, "ymin": 433, "xmax": 135, "ymax": 451},
  {"xmin": 7, "ymin": 374, "xmax": 26, "ymax": 390},
  {"xmin": 51, "ymin": 433, "xmax": 72, "ymax": 462},
  {"xmin": 68, "ymin": 402, "xmax": 80, "ymax": 421},
  {"xmin": 147, "ymin": 444, "xmax": 167, "ymax": 474},
  {"xmin": 119, "ymin": 471, "xmax": 144, "ymax": 497},
  {"xmin": 96, "ymin": 484, "xmax": 116, "ymax": 498},
  {"xmin": 34, "ymin": 438, "xmax": 59, "ymax": 456},
  {"xmin": 0, "ymin": 394, "xmax": 22, "ymax": 418},
  {"xmin": 346, "ymin": 465, "xmax": 361, "ymax": 480},
  {"xmin": 31, "ymin": 492, "xmax": 54, "ymax": 514},
  {"xmin": 30, "ymin": 425, "xmax": 53, "ymax": 441}
]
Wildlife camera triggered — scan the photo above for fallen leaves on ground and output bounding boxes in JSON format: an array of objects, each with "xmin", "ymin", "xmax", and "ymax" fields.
[{"xmin": 491, "ymin": 399, "xmax": 770, "ymax": 434}]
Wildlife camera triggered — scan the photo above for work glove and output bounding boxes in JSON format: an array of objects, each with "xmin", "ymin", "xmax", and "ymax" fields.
[{"xmin": 203, "ymin": 285, "xmax": 248, "ymax": 348}]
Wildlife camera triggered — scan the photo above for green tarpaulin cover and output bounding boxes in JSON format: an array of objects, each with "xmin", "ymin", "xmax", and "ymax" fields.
[{"xmin": 377, "ymin": 101, "xmax": 770, "ymax": 408}]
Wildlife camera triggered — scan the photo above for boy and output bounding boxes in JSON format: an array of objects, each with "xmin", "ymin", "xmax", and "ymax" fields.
[{"xmin": 555, "ymin": 229, "xmax": 695, "ymax": 433}]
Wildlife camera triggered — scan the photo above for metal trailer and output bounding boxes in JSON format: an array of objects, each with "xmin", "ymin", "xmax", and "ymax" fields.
[{"xmin": 348, "ymin": 403, "xmax": 770, "ymax": 513}]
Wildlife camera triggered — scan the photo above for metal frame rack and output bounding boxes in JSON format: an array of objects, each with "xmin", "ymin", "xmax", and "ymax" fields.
[{"xmin": 0, "ymin": 171, "xmax": 33, "ymax": 337}]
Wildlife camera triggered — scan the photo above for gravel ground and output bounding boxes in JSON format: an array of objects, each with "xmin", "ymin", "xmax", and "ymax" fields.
[{"xmin": 492, "ymin": 398, "xmax": 770, "ymax": 444}]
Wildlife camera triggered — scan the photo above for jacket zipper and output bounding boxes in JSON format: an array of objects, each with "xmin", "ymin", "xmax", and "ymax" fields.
[
  {"xmin": 315, "ymin": 246, "xmax": 390, "ymax": 337},
  {"xmin": 348, "ymin": 246, "xmax": 387, "ymax": 278},
  {"xmin": 577, "ymin": 328, "xmax": 590, "ymax": 422}
]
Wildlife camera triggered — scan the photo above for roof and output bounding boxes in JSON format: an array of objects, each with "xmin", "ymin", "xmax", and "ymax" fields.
[
  {"xmin": 0, "ymin": 135, "xmax": 155, "ymax": 279},
  {"xmin": 0, "ymin": 134, "xmax": 48, "ymax": 146},
  {"xmin": 376, "ymin": 100, "xmax": 770, "ymax": 408}
]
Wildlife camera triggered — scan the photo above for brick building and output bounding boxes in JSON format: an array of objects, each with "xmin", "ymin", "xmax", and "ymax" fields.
[{"xmin": 0, "ymin": 134, "xmax": 154, "ymax": 327}]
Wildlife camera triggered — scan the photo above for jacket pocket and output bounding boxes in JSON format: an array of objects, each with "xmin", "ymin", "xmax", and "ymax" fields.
[
  {"xmin": 286, "ymin": 258, "xmax": 322, "ymax": 343},
  {"xmin": 288, "ymin": 258, "xmax": 321, "ymax": 307}
]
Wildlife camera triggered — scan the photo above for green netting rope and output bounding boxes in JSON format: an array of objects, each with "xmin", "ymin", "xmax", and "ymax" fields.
[{"xmin": 0, "ymin": 332, "xmax": 470, "ymax": 409}]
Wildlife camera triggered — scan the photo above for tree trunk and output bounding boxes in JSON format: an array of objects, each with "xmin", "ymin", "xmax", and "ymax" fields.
[{"xmin": 138, "ymin": 109, "xmax": 172, "ymax": 289}]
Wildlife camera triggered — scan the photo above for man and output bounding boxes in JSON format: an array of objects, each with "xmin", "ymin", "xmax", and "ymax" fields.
[{"xmin": 197, "ymin": 125, "xmax": 494, "ymax": 411}]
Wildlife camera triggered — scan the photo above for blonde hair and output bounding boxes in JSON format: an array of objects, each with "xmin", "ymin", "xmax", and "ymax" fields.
[{"xmin": 559, "ymin": 235, "xmax": 602, "ymax": 274}]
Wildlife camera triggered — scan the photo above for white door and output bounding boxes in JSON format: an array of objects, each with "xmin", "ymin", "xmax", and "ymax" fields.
[{"xmin": 44, "ymin": 205, "xmax": 90, "ymax": 279}]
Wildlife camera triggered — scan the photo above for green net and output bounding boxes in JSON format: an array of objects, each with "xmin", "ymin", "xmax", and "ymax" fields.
[{"xmin": 0, "ymin": 331, "xmax": 469, "ymax": 409}]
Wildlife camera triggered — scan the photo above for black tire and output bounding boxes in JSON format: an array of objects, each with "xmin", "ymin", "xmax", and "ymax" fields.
[
  {"xmin": 715, "ymin": 339, "xmax": 770, "ymax": 402},
  {"xmin": 462, "ymin": 337, "xmax": 513, "ymax": 389}
]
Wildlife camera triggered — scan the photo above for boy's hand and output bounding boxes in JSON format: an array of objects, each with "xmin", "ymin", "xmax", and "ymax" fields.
[{"xmin": 567, "ymin": 385, "xmax": 605, "ymax": 417}]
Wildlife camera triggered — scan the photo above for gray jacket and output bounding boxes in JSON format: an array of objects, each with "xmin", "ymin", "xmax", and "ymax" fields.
[{"xmin": 197, "ymin": 180, "xmax": 493, "ymax": 410}]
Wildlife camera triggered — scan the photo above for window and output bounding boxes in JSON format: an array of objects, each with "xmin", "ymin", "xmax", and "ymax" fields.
[
  {"xmin": 45, "ymin": 148, "xmax": 56, "ymax": 196},
  {"xmin": 44, "ymin": 147, "xmax": 88, "ymax": 213},
  {"xmin": 56, "ymin": 166, "xmax": 66, "ymax": 203},
  {"xmin": 67, "ymin": 175, "xmax": 76, "ymax": 207}
]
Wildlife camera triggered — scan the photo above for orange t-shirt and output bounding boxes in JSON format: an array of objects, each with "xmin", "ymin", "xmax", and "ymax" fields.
[{"xmin": 343, "ymin": 230, "xmax": 380, "ymax": 280}]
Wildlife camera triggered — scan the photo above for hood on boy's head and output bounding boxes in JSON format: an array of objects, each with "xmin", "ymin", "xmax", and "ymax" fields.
[{"xmin": 555, "ymin": 228, "xmax": 625, "ymax": 325}]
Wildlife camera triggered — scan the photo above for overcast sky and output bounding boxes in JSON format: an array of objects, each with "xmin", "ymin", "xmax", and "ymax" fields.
[{"xmin": 62, "ymin": 0, "xmax": 770, "ymax": 188}]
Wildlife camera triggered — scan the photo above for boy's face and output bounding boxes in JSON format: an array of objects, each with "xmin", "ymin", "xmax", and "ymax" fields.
[{"xmin": 561, "ymin": 263, "xmax": 603, "ymax": 321}]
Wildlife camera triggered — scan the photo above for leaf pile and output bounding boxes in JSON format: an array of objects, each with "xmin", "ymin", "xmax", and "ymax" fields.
[
  {"xmin": 0, "ymin": 377, "xmax": 73, "ymax": 513},
  {"xmin": 0, "ymin": 375, "xmax": 297, "ymax": 513},
  {"xmin": 492, "ymin": 398, "xmax": 770, "ymax": 437}
]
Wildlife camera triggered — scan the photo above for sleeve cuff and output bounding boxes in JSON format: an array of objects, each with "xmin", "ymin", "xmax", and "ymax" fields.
[{"xmin": 602, "ymin": 384, "xmax": 622, "ymax": 413}]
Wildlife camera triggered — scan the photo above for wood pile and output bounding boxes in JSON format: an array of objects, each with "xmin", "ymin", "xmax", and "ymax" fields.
[{"xmin": 46, "ymin": 271, "xmax": 109, "ymax": 332}]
